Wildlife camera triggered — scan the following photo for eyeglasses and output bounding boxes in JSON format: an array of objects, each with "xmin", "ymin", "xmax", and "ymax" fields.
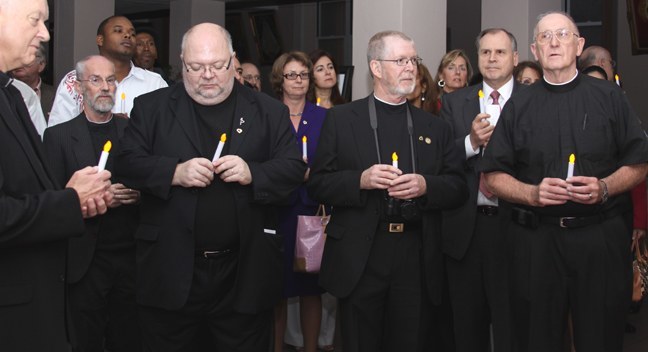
[
  {"xmin": 183, "ymin": 56, "xmax": 232, "ymax": 76},
  {"xmin": 535, "ymin": 29, "xmax": 579, "ymax": 45},
  {"xmin": 283, "ymin": 72, "xmax": 309, "ymax": 80},
  {"xmin": 77, "ymin": 75, "xmax": 117, "ymax": 87},
  {"xmin": 376, "ymin": 57, "xmax": 422, "ymax": 66},
  {"xmin": 243, "ymin": 74, "xmax": 261, "ymax": 82}
]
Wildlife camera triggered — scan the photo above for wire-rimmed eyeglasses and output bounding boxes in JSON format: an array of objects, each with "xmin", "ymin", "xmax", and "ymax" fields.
[
  {"xmin": 183, "ymin": 56, "xmax": 232, "ymax": 76},
  {"xmin": 77, "ymin": 75, "xmax": 117, "ymax": 87},
  {"xmin": 376, "ymin": 57, "xmax": 423, "ymax": 66},
  {"xmin": 535, "ymin": 29, "xmax": 579, "ymax": 45}
]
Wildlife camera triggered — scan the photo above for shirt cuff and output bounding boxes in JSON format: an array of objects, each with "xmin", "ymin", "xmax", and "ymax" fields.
[{"xmin": 464, "ymin": 135, "xmax": 479, "ymax": 159}]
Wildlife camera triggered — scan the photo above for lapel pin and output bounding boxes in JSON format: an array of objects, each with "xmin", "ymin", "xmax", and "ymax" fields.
[
  {"xmin": 418, "ymin": 136, "xmax": 423, "ymax": 141},
  {"xmin": 236, "ymin": 128, "xmax": 243, "ymax": 134},
  {"xmin": 425, "ymin": 137, "xmax": 432, "ymax": 144},
  {"xmin": 239, "ymin": 117, "xmax": 245, "ymax": 125},
  {"xmin": 302, "ymin": 120, "xmax": 308, "ymax": 125}
]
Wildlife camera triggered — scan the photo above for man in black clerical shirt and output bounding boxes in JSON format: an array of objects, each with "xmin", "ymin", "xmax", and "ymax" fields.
[
  {"xmin": 440, "ymin": 28, "xmax": 521, "ymax": 352},
  {"xmin": 43, "ymin": 55, "xmax": 142, "ymax": 352},
  {"xmin": 481, "ymin": 11, "xmax": 648, "ymax": 352},
  {"xmin": 115, "ymin": 23, "xmax": 305, "ymax": 351},
  {"xmin": 308, "ymin": 30, "xmax": 467, "ymax": 351}
]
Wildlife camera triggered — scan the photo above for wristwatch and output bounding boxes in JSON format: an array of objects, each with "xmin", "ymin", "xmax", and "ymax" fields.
[{"xmin": 598, "ymin": 179, "xmax": 609, "ymax": 204}]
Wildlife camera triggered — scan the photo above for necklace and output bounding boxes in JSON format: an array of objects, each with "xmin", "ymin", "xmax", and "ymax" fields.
[{"xmin": 289, "ymin": 112, "xmax": 303, "ymax": 117}]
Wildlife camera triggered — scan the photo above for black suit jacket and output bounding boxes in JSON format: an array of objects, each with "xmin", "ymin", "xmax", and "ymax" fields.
[
  {"xmin": 307, "ymin": 95, "xmax": 468, "ymax": 304},
  {"xmin": 115, "ymin": 82, "xmax": 305, "ymax": 313},
  {"xmin": 440, "ymin": 82, "xmax": 523, "ymax": 260},
  {"xmin": 43, "ymin": 113, "xmax": 134, "ymax": 283},
  {"xmin": 0, "ymin": 73, "xmax": 84, "ymax": 351}
]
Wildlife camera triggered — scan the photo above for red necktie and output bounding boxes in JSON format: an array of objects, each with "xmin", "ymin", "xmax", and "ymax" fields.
[{"xmin": 479, "ymin": 90, "xmax": 500, "ymax": 198}]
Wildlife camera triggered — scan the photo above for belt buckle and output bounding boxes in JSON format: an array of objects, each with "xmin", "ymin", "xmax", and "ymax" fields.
[
  {"xmin": 559, "ymin": 217, "xmax": 575, "ymax": 228},
  {"xmin": 389, "ymin": 223, "xmax": 404, "ymax": 233}
]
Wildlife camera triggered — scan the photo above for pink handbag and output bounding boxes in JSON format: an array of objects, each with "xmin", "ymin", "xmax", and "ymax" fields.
[{"xmin": 294, "ymin": 205, "xmax": 329, "ymax": 273}]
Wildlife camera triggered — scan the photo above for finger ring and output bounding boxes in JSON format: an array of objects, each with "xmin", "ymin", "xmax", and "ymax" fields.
[{"xmin": 588, "ymin": 193, "xmax": 592, "ymax": 199}]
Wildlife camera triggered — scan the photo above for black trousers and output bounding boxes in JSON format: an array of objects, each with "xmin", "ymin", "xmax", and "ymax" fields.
[
  {"xmin": 138, "ymin": 252, "xmax": 271, "ymax": 352},
  {"xmin": 509, "ymin": 214, "xmax": 632, "ymax": 352},
  {"xmin": 339, "ymin": 229, "xmax": 424, "ymax": 352},
  {"xmin": 67, "ymin": 249, "xmax": 141, "ymax": 352},
  {"xmin": 446, "ymin": 212, "xmax": 511, "ymax": 352}
]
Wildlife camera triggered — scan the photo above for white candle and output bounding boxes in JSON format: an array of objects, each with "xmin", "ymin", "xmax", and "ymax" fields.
[
  {"xmin": 120, "ymin": 92, "xmax": 126, "ymax": 114},
  {"xmin": 97, "ymin": 140, "xmax": 112, "ymax": 172},
  {"xmin": 212, "ymin": 133, "xmax": 227, "ymax": 162},
  {"xmin": 302, "ymin": 135, "xmax": 308, "ymax": 159},
  {"xmin": 615, "ymin": 74, "xmax": 620, "ymax": 86},
  {"xmin": 567, "ymin": 153, "xmax": 575, "ymax": 179},
  {"xmin": 392, "ymin": 152, "xmax": 398, "ymax": 169},
  {"xmin": 478, "ymin": 89, "xmax": 485, "ymax": 114}
]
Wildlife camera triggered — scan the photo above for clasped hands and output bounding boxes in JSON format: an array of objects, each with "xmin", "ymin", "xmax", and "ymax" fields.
[
  {"xmin": 533, "ymin": 176, "xmax": 601, "ymax": 207},
  {"xmin": 172, "ymin": 156, "xmax": 252, "ymax": 188},
  {"xmin": 360, "ymin": 164, "xmax": 426, "ymax": 200}
]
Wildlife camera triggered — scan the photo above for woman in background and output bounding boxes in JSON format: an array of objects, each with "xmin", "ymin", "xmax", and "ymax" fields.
[
  {"xmin": 271, "ymin": 51, "xmax": 327, "ymax": 352},
  {"xmin": 434, "ymin": 49, "xmax": 473, "ymax": 100},
  {"xmin": 307, "ymin": 49, "xmax": 346, "ymax": 109},
  {"xmin": 514, "ymin": 60, "xmax": 542, "ymax": 85}
]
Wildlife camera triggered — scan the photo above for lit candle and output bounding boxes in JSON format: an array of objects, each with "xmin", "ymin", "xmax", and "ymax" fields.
[
  {"xmin": 316, "ymin": 97, "xmax": 321, "ymax": 106},
  {"xmin": 302, "ymin": 135, "xmax": 308, "ymax": 160},
  {"xmin": 615, "ymin": 74, "xmax": 620, "ymax": 86},
  {"xmin": 392, "ymin": 152, "xmax": 398, "ymax": 169},
  {"xmin": 212, "ymin": 133, "xmax": 227, "ymax": 162},
  {"xmin": 97, "ymin": 140, "xmax": 112, "ymax": 172},
  {"xmin": 478, "ymin": 89, "xmax": 485, "ymax": 113},
  {"xmin": 567, "ymin": 153, "xmax": 575, "ymax": 179},
  {"xmin": 120, "ymin": 92, "xmax": 126, "ymax": 114}
]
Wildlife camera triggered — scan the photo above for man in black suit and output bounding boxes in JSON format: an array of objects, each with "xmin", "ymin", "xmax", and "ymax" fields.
[
  {"xmin": 307, "ymin": 30, "xmax": 468, "ymax": 352},
  {"xmin": 440, "ymin": 28, "xmax": 521, "ymax": 352},
  {"xmin": 115, "ymin": 22, "xmax": 305, "ymax": 351},
  {"xmin": 0, "ymin": 1, "xmax": 113, "ymax": 351},
  {"xmin": 43, "ymin": 55, "xmax": 142, "ymax": 352}
]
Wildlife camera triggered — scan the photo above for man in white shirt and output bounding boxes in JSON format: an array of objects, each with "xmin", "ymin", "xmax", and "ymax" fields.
[
  {"xmin": 440, "ymin": 27, "xmax": 522, "ymax": 352},
  {"xmin": 48, "ymin": 16, "xmax": 167, "ymax": 127}
]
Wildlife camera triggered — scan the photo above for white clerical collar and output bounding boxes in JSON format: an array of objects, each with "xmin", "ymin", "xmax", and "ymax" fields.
[
  {"xmin": 543, "ymin": 71, "xmax": 579, "ymax": 86},
  {"xmin": 373, "ymin": 93, "xmax": 407, "ymax": 106}
]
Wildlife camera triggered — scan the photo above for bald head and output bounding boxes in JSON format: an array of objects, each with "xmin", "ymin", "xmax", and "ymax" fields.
[
  {"xmin": 579, "ymin": 45, "xmax": 614, "ymax": 81},
  {"xmin": 180, "ymin": 23, "xmax": 236, "ymax": 106}
]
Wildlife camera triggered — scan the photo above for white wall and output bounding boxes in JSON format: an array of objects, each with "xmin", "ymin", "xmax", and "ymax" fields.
[{"xmin": 352, "ymin": 0, "xmax": 446, "ymax": 99}]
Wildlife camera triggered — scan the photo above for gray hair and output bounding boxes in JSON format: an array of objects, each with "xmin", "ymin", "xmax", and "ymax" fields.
[
  {"xmin": 366, "ymin": 30, "xmax": 414, "ymax": 66},
  {"xmin": 180, "ymin": 23, "xmax": 234, "ymax": 58},
  {"xmin": 475, "ymin": 28, "xmax": 518, "ymax": 52},
  {"xmin": 533, "ymin": 11, "xmax": 579, "ymax": 38},
  {"xmin": 74, "ymin": 55, "xmax": 104, "ymax": 80}
]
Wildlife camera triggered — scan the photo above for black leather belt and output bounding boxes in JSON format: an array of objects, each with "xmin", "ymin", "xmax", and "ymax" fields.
[
  {"xmin": 511, "ymin": 207, "xmax": 623, "ymax": 229},
  {"xmin": 196, "ymin": 248, "xmax": 237, "ymax": 259},
  {"xmin": 477, "ymin": 205, "xmax": 498, "ymax": 216},
  {"xmin": 377, "ymin": 221, "xmax": 421, "ymax": 233}
]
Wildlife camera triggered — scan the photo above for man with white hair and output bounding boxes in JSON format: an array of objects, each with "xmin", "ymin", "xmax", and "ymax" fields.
[
  {"xmin": 115, "ymin": 22, "xmax": 305, "ymax": 351},
  {"xmin": 0, "ymin": 1, "xmax": 112, "ymax": 351},
  {"xmin": 308, "ymin": 30, "xmax": 467, "ymax": 351},
  {"xmin": 482, "ymin": 11, "xmax": 648, "ymax": 351}
]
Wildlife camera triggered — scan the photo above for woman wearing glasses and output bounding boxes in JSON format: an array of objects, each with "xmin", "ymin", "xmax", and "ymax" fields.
[{"xmin": 270, "ymin": 51, "xmax": 327, "ymax": 352}]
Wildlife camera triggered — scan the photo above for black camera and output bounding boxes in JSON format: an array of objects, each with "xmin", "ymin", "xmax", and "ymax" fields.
[{"xmin": 386, "ymin": 198, "xmax": 421, "ymax": 221}]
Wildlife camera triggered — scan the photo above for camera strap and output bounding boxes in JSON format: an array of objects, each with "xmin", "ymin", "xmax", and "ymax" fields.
[{"xmin": 368, "ymin": 94, "xmax": 417, "ymax": 173}]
